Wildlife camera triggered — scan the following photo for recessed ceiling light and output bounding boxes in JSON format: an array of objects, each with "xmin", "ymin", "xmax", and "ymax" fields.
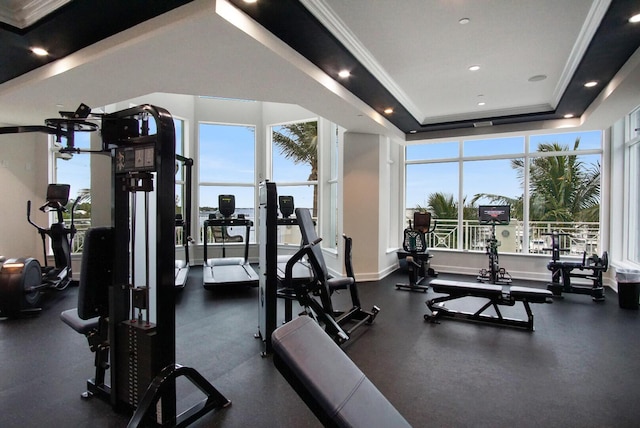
[
  {"xmin": 243, "ymin": 0, "xmax": 258, "ymax": 3},
  {"xmin": 31, "ymin": 47, "xmax": 48, "ymax": 56},
  {"xmin": 383, "ymin": 108, "xmax": 393, "ymax": 114},
  {"xmin": 459, "ymin": 18, "xmax": 470, "ymax": 24},
  {"xmin": 584, "ymin": 81, "xmax": 598, "ymax": 88},
  {"xmin": 338, "ymin": 70, "xmax": 350, "ymax": 78},
  {"xmin": 629, "ymin": 13, "xmax": 640, "ymax": 23},
  {"xmin": 468, "ymin": 65, "xmax": 480, "ymax": 71},
  {"xmin": 564, "ymin": 114, "xmax": 574, "ymax": 118},
  {"xmin": 528, "ymin": 74, "xmax": 547, "ymax": 82},
  {"xmin": 409, "ymin": 130, "xmax": 417, "ymax": 134},
  {"xmin": 477, "ymin": 102, "xmax": 486, "ymax": 106}
]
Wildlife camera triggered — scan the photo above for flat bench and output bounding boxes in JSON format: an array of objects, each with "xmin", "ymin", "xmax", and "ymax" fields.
[
  {"xmin": 425, "ymin": 279, "xmax": 553, "ymax": 331},
  {"xmin": 272, "ymin": 316, "xmax": 410, "ymax": 428}
]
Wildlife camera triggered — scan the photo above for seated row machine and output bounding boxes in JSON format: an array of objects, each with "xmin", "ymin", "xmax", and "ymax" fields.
[
  {"xmin": 544, "ymin": 231, "xmax": 608, "ymax": 301},
  {"xmin": 280, "ymin": 208, "xmax": 380, "ymax": 345},
  {"xmin": 396, "ymin": 211, "xmax": 438, "ymax": 292}
]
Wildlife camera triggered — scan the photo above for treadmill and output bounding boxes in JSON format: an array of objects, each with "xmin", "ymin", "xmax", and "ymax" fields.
[
  {"xmin": 174, "ymin": 155, "xmax": 193, "ymax": 288},
  {"xmin": 276, "ymin": 196, "xmax": 314, "ymax": 282},
  {"xmin": 202, "ymin": 195, "xmax": 259, "ymax": 289}
]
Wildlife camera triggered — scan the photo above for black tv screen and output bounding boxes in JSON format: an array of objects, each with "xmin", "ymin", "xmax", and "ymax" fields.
[
  {"xmin": 478, "ymin": 205, "xmax": 510, "ymax": 224},
  {"xmin": 46, "ymin": 184, "xmax": 70, "ymax": 205}
]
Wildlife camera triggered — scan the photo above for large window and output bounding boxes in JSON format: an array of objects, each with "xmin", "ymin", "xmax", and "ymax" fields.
[
  {"xmin": 324, "ymin": 122, "xmax": 341, "ymax": 249},
  {"xmin": 198, "ymin": 123, "xmax": 256, "ymax": 243},
  {"xmin": 270, "ymin": 120, "xmax": 318, "ymax": 245},
  {"xmin": 405, "ymin": 160, "xmax": 460, "ymax": 248},
  {"xmin": 405, "ymin": 131, "xmax": 602, "ymax": 255},
  {"xmin": 174, "ymin": 118, "xmax": 187, "ymax": 248},
  {"xmin": 52, "ymin": 131, "xmax": 91, "ymax": 253},
  {"xmin": 626, "ymin": 106, "xmax": 640, "ymax": 263}
]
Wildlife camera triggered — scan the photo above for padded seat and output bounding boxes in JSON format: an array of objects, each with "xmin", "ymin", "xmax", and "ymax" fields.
[
  {"xmin": 272, "ymin": 316, "xmax": 410, "ymax": 428},
  {"xmin": 431, "ymin": 279, "xmax": 503, "ymax": 298},
  {"xmin": 509, "ymin": 286, "xmax": 553, "ymax": 303},
  {"xmin": 60, "ymin": 309, "xmax": 99, "ymax": 335}
]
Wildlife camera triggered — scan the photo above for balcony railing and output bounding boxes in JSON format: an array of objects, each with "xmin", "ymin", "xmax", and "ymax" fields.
[
  {"xmin": 405, "ymin": 211, "xmax": 600, "ymax": 256},
  {"xmin": 71, "ymin": 216, "xmax": 600, "ymax": 257}
]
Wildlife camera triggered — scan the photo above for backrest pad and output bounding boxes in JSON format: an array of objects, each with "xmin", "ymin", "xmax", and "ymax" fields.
[{"xmin": 77, "ymin": 227, "xmax": 115, "ymax": 320}]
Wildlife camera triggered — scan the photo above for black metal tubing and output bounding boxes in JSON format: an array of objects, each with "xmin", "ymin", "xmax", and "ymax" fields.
[
  {"xmin": 203, "ymin": 218, "xmax": 253, "ymax": 262},
  {"xmin": 424, "ymin": 281, "xmax": 552, "ymax": 331},
  {"xmin": 105, "ymin": 105, "xmax": 177, "ymax": 419},
  {"xmin": 257, "ymin": 181, "xmax": 278, "ymax": 355},
  {"xmin": 425, "ymin": 294, "xmax": 535, "ymax": 331},
  {"xmin": 176, "ymin": 155, "xmax": 193, "ymax": 266},
  {"xmin": 128, "ymin": 364, "xmax": 231, "ymax": 428}
]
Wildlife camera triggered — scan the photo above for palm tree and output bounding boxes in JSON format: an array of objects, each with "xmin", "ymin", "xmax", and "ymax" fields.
[
  {"xmin": 415, "ymin": 192, "xmax": 477, "ymax": 249},
  {"xmin": 512, "ymin": 139, "xmax": 600, "ymax": 222},
  {"xmin": 472, "ymin": 139, "xmax": 600, "ymax": 223},
  {"xmin": 272, "ymin": 121, "xmax": 318, "ymax": 216}
]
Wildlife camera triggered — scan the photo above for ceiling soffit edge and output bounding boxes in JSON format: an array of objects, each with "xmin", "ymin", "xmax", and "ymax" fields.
[
  {"xmin": 422, "ymin": 103, "xmax": 554, "ymax": 125},
  {"xmin": 300, "ymin": 0, "xmax": 424, "ymax": 121},
  {"xmin": 552, "ymin": 0, "xmax": 611, "ymax": 105}
]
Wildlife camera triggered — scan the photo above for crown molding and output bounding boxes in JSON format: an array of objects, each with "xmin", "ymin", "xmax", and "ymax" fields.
[
  {"xmin": 300, "ymin": 0, "xmax": 425, "ymax": 122},
  {"xmin": 0, "ymin": 0, "xmax": 71, "ymax": 29},
  {"xmin": 420, "ymin": 103, "xmax": 554, "ymax": 125}
]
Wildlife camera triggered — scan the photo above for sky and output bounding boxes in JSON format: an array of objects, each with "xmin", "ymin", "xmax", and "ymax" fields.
[
  {"xmin": 55, "ymin": 123, "xmax": 601, "ymax": 217},
  {"xmin": 405, "ymin": 130, "xmax": 602, "ymax": 211}
]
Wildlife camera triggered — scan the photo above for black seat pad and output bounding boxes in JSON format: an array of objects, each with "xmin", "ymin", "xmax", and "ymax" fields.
[
  {"xmin": 510, "ymin": 286, "xmax": 553, "ymax": 303},
  {"xmin": 430, "ymin": 279, "xmax": 503, "ymax": 298},
  {"xmin": 60, "ymin": 308, "xmax": 99, "ymax": 334},
  {"xmin": 272, "ymin": 316, "xmax": 410, "ymax": 428}
]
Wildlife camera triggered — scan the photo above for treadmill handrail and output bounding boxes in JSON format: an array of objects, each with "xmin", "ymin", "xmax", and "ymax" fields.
[{"xmin": 203, "ymin": 218, "xmax": 253, "ymax": 263}]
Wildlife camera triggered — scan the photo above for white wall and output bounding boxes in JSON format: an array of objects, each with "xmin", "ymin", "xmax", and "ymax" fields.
[
  {"xmin": 343, "ymin": 132, "xmax": 398, "ymax": 280},
  {"xmin": 0, "ymin": 132, "xmax": 49, "ymax": 261}
]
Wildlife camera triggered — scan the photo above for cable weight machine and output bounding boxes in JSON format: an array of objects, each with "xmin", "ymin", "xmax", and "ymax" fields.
[
  {"xmin": 106, "ymin": 105, "xmax": 230, "ymax": 426},
  {"xmin": 2, "ymin": 104, "xmax": 230, "ymax": 426}
]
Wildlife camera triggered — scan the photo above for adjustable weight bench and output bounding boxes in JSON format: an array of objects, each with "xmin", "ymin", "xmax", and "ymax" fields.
[
  {"xmin": 272, "ymin": 315, "xmax": 410, "ymax": 428},
  {"xmin": 424, "ymin": 279, "xmax": 552, "ymax": 331}
]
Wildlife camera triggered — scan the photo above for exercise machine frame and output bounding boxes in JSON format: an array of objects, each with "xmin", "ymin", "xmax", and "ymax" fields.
[
  {"xmin": 543, "ymin": 231, "xmax": 608, "ymax": 301},
  {"xmin": 7, "ymin": 104, "xmax": 231, "ymax": 426},
  {"xmin": 396, "ymin": 211, "xmax": 438, "ymax": 292},
  {"xmin": 425, "ymin": 279, "xmax": 553, "ymax": 331},
  {"xmin": 257, "ymin": 182, "xmax": 378, "ymax": 353},
  {"xmin": 202, "ymin": 194, "xmax": 259, "ymax": 289},
  {"xmin": 476, "ymin": 205, "xmax": 512, "ymax": 285},
  {"xmin": 0, "ymin": 183, "xmax": 84, "ymax": 317},
  {"xmin": 174, "ymin": 155, "xmax": 193, "ymax": 289}
]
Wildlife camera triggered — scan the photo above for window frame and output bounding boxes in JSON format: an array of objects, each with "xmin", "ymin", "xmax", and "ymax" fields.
[{"xmin": 405, "ymin": 131, "xmax": 603, "ymax": 255}]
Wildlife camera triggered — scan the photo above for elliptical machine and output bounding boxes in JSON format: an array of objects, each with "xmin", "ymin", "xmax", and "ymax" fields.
[{"xmin": 0, "ymin": 183, "xmax": 82, "ymax": 317}]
